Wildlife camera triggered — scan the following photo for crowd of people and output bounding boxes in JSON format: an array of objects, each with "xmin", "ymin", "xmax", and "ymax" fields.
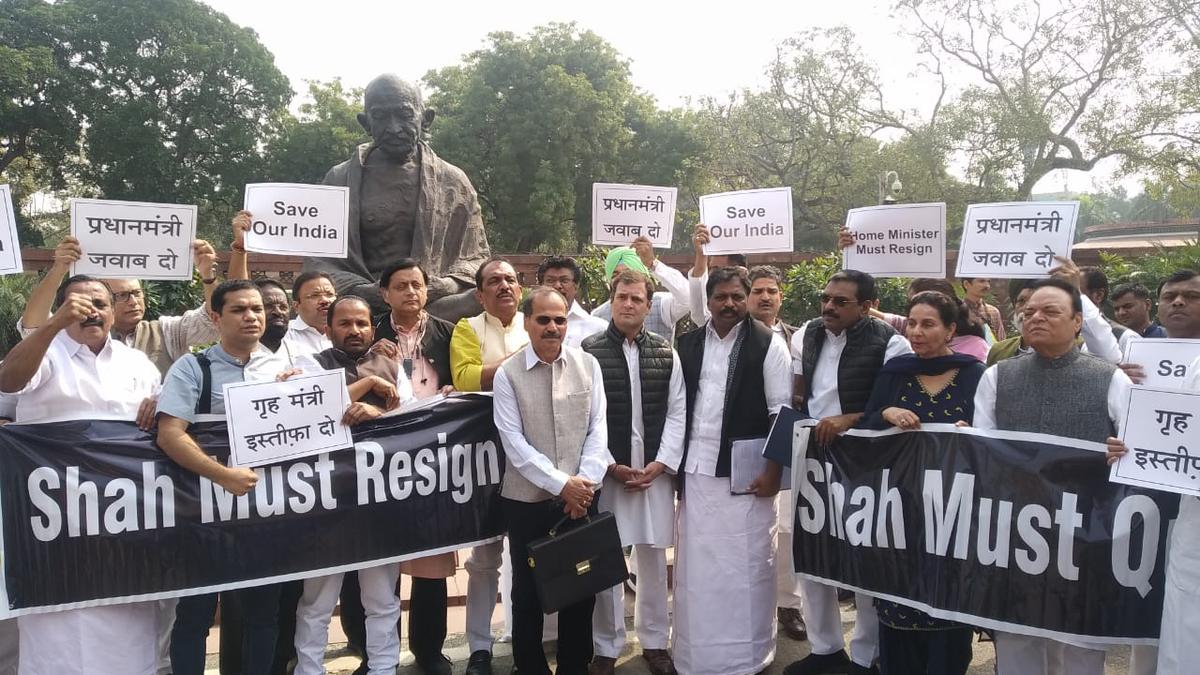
[{"xmin": 0, "ymin": 213, "xmax": 1198, "ymax": 675}]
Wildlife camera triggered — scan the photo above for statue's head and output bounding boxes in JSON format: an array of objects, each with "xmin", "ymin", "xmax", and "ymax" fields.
[{"xmin": 359, "ymin": 74, "xmax": 435, "ymax": 162}]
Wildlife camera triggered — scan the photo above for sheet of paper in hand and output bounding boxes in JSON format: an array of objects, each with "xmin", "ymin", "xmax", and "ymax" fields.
[
  {"xmin": 1122, "ymin": 338, "xmax": 1200, "ymax": 389},
  {"xmin": 592, "ymin": 183, "xmax": 677, "ymax": 248},
  {"xmin": 955, "ymin": 201, "xmax": 1079, "ymax": 279},
  {"xmin": 224, "ymin": 370, "xmax": 353, "ymax": 467},
  {"xmin": 70, "ymin": 198, "xmax": 197, "ymax": 280},
  {"xmin": 843, "ymin": 203, "xmax": 946, "ymax": 278},
  {"xmin": 243, "ymin": 183, "xmax": 349, "ymax": 258},
  {"xmin": 0, "ymin": 185, "xmax": 21, "ymax": 275},
  {"xmin": 698, "ymin": 187, "xmax": 794, "ymax": 254},
  {"xmin": 1112, "ymin": 384, "xmax": 1200, "ymax": 497}
]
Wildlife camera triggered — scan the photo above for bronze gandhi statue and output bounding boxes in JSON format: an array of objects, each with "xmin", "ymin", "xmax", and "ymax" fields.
[{"xmin": 302, "ymin": 74, "xmax": 489, "ymax": 322}]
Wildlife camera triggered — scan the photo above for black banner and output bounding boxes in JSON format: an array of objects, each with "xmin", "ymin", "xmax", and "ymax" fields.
[
  {"xmin": 789, "ymin": 425, "xmax": 1175, "ymax": 645},
  {"xmin": 0, "ymin": 395, "xmax": 503, "ymax": 617}
]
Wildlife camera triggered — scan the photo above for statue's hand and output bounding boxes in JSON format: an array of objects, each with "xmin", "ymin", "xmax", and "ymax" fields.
[{"xmin": 426, "ymin": 276, "xmax": 459, "ymax": 301}]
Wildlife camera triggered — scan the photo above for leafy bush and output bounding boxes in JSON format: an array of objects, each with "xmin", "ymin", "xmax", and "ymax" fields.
[
  {"xmin": 143, "ymin": 273, "xmax": 205, "ymax": 322},
  {"xmin": 1096, "ymin": 243, "xmax": 1200, "ymax": 293},
  {"xmin": 0, "ymin": 274, "xmax": 38, "ymax": 358},
  {"xmin": 781, "ymin": 254, "xmax": 909, "ymax": 325}
]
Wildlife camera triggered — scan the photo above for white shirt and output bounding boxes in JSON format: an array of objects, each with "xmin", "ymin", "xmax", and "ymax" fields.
[
  {"xmin": 280, "ymin": 317, "xmax": 332, "ymax": 364},
  {"xmin": 601, "ymin": 339, "xmax": 687, "ymax": 547},
  {"xmin": 1079, "ymin": 295, "xmax": 1122, "ymax": 364},
  {"xmin": 684, "ymin": 321, "xmax": 792, "ymax": 476},
  {"xmin": 971, "ymin": 358, "xmax": 1132, "ymax": 431},
  {"xmin": 564, "ymin": 300, "xmax": 608, "ymax": 349},
  {"xmin": 7, "ymin": 331, "xmax": 161, "ymax": 424},
  {"xmin": 492, "ymin": 345, "xmax": 613, "ymax": 496},
  {"xmin": 789, "ymin": 321, "xmax": 913, "ymax": 419},
  {"xmin": 591, "ymin": 260, "xmax": 693, "ymax": 342}
]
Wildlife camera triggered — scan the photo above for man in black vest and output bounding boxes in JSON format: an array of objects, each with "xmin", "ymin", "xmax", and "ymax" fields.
[
  {"xmin": 781, "ymin": 269, "xmax": 912, "ymax": 675},
  {"xmin": 582, "ymin": 270, "xmax": 686, "ymax": 675},
  {"xmin": 673, "ymin": 266, "xmax": 792, "ymax": 675}
]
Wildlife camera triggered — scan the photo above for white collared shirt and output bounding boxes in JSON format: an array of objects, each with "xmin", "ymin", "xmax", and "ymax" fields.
[
  {"xmin": 280, "ymin": 317, "xmax": 332, "ymax": 364},
  {"xmin": 591, "ymin": 260, "xmax": 694, "ymax": 343},
  {"xmin": 492, "ymin": 345, "xmax": 613, "ymax": 496},
  {"xmin": 972, "ymin": 358, "xmax": 1131, "ymax": 431},
  {"xmin": 7, "ymin": 331, "xmax": 161, "ymax": 424},
  {"xmin": 684, "ymin": 321, "xmax": 792, "ymax": 475},
  {"xmin": 564, "ymin": 300, "xmax": 608, "ymax": 349},
  {"xmin": 623, "ymin": 339, "xmax": 687, "ymax": 473},
  {"xmin": 789, "ymin": 321, "xmax": 913, "ymax": 419}
]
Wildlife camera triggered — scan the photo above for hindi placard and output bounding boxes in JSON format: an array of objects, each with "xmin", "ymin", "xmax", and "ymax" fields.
[
  {"xmin": 1122, "ymin": 338, "xmax": 1200, "ymax": 389},
  {"xmin": 224, "ymin": 370, "xmax": 353, "ymax": 467},
  {"xmin": 70, "ymin": 198, "xmax": 197, "ymax": 280},
  {"xmin": 698, "ymin": 187, "xmax": 794, "ymax": 254},
  {"xmin": 0, "ymin": 185, "xmax": 21, "ymax": 276},
  {"xmin": 1112, "ymin": 384, "xmax": 1200, "ymax": 497},
  {"xmin": 955, "ymin": 201, "xmax": 1078, "ymax": 279},
  {"xmin": 591, "ymin": 183, "xmax": 677, "ymax": 248},
  {"xmin": 843, "ymin": 202, "xmax": 946, "ymax": 278},
  {"xmin": 243, "ymin": 183, "xmax": 350, "ymax": 258}
]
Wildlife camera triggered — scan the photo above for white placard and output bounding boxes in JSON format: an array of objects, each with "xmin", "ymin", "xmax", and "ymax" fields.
[
  {"xmin": 223, "ymin": 370, "xmax": 353, "ymax": 468},
  {"xmin": 698, "ymin": 187, "xmax": 794, "ymax": 254},
  {"xmin": 0, "ymin": 185, "xmax": 21, "ymax": 275},
  {"xmin": 842, "ymin": 202, "xmax": 946, "ymax": 278},
  {"xmin": 591, "ymin": 183, "xmax": 677, "ymax": 248},
  {"xmin": 955, "ymin": 201, "xmax": 1078, "ymax": 279},
  {"xmin": 1111, "ymin": 385, "xmax": 1200, "ymax": 496},
  {"xmin": 70, "ymin": 198, "xmax": 197, "ymax": 280},
  {"xmin": 243, "ymin": 183, "xmax": 349, "ymax": 258},
  {"xmin": 1122, "ymin": 338, "xmax": 1200, "ymax": 389}
]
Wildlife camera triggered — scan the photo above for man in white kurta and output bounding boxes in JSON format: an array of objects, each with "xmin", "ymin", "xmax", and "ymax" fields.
[
  {"xmin": 582, "ymin": 270, "xmax": 687, "ymax": 675},
  {"xmin": 674, "ymin": 267, "xmax": 792, "ymax": 675},
  {"xmin": 279, "ymin": 272, "xmax": 335, "ymax": 364},
  {"xmin": 0, "ymin": 276, "xmax": 161, "ymax": 675}
]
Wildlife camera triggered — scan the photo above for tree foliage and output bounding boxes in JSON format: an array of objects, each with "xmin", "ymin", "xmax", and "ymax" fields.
[{"xmin": 261, "ymin": 79, "xmax": 367, "ymax": 187}]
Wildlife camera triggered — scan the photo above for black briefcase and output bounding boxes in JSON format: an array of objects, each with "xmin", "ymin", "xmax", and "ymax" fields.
[{"xmin": 525, "ymin": 510, "xmax": 628, "ymax": 614}]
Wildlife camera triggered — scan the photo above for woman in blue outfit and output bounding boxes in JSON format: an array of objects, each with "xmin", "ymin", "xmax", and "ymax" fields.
[{"xmin": 858, "ymin": 291, "xmax": 987, "ymax": 675}]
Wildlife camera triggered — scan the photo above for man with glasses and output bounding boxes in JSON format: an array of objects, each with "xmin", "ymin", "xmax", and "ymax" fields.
[
  {"xmin": 280, "ymin": 271, "xmax": 336, "ymax": 364},
  {"xmin": 536, "ymin": 256, "xmax": 606, "ymax": 348},
  {"xmin": 18, "ymin": 233, "xmax": 227, "ymax": 376},
  {"xmin": 779, "ymin": 270, "xmax": 911, "ymax": 675}
]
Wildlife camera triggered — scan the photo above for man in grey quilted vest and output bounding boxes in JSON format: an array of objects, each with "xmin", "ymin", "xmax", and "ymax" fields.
[
  {"xmin": 972, "ymin": 276, "xmax": 1132, "ymax": 675},
  {"xmin": 492, "ymin": 287, "xmax": 613, "ymax": 675}
]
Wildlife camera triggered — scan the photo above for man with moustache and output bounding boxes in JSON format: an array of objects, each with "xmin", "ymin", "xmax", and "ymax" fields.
[
  {"xmin": 450, "ymin": 257, "xmax": 530, "ymax": 674},
  {"xmin": 582, "ymin": 270, "xmax": 686, "ymax": 675},
  {"xmin": 492, "ymin": 287, "xmax": 611, "ymax": 675},
  {"xmin": 281, "ymin": 271, "xmax": 336, "ymax": 363},
  {"xmin": 370, "ymin": 258, "xmax": 459, "ymax": 674},
  {"xmin": 781, "ymin": 270, "xmax": 912, "ymax": 675},
  {"xmin": 289, "ymin": 295, "xmax": 411, "ymax": 675},
  {"xmin": 0, "ymin": 276, "xmax": 162, "ymax": 675},
  {"xmin": 538, "ymin": 256, "xmax": 607, "ymax": 348},
  {"xmin": 972, "ymin": 278, "xmax": 1130, "ymax": 675},
  {"xmin": 674, "ymin": 266, "xmax": 792, "ymax": 675},
  {"xmin": 18, "ymin": 235, "xmax": 223, "ymax": 376},
  {"xmin": 155, "ymin": 279, "xmax": 290, "ymax": 675}
]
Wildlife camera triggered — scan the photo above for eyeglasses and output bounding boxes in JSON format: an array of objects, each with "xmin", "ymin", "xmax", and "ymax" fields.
[
  {"xmin": 112, "ymin": 289, "xmax": 144, "ymax": 304},
  {"xmin": 534, "ymin": 316, "xmax": 568, "ymax": 326},
  {"xmin": 304, "ymin": 291, "xmax": 336, "ymax": 301},
  {"xmin": 819, "ymin": 294, "xmax": 857, "ymax": 307}
]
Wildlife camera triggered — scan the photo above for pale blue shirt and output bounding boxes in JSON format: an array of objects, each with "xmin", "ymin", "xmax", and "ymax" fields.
[{"xmin": 157, "ymin": 343, "xmax": 287, "ymax": 422}]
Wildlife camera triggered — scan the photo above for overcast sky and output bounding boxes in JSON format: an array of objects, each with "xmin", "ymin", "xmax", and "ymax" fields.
[{"xmin": 200, "ymin": 0, "xmax": 1127, "ymax": 195}]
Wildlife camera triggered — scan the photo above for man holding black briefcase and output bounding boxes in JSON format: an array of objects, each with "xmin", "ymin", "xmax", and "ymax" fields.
[{"xmin": 492, "ymin": 286, "xmax": 613, "ymax": 675}]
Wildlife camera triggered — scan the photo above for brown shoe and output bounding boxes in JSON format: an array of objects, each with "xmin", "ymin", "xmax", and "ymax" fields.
[
  {"xmin": 642, "ymin": 648, "xmax": 677, "ymax": 675},
  {"xmin": 588, "ymin": 655, "xmax": 617, "ymax": 675},
  {"xmin": 777, "ymin": 606, "xmax": 808, "ymax": 641}
]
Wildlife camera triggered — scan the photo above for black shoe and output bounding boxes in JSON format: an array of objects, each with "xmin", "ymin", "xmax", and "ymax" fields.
[
  {"xmin": 413, "ymin": 652, "xmax": 453, "ymax": 675},
  {"xmin": 782, "ymin": 650, "xmax": 851, "ymax": 675},
  {"xmin": 465, "ymin": 649, "xmax": 493, "ymax": 675}
]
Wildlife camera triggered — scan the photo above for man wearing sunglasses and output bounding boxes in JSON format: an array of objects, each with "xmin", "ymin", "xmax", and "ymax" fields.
[
  {"xmin": 780, "ymin": 269, "xmax": 911, "ymax": 675},
  {"xmin": 492, "ymin": 286, "xmax": 611, "ymax": 675}
]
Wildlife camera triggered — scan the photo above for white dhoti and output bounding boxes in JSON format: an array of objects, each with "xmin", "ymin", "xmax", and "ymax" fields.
[
  {"xmin": 776, "ymin": 487, "xmax": 804, "ymax": 610},
  {"xmin": 673, "ymin": 472, "xmax": 777, "ymax": 675},
  {"xmin": 1158, "ymin": 496, "xmax": 1200, "ymax": 674},
  {"xmin": 293, "ymin": 564, "xmax": 401, "ymax": 675},
  {"xmin": 994, "ymin": 633, "xmax": 1105, "ymax": 675},
  {"xmin": 154, "ymin": 598, "xmax": 176, "ymax": 675},
  {"xmin": 798, "ymin": 578, "xmax": 878, "ymax": 667},
  {"xmin": 18, "ymin": 603, "xmax": 156, "ymax": 675},
  {"xmin": 593, "ymin": 471, "xmax": 676, "ymax": 658}
]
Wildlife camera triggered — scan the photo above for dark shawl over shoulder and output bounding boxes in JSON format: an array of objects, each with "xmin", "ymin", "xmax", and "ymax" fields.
[{"xmin": 857, "ymin": 353, "xmax": 986, "ymax": 430}]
